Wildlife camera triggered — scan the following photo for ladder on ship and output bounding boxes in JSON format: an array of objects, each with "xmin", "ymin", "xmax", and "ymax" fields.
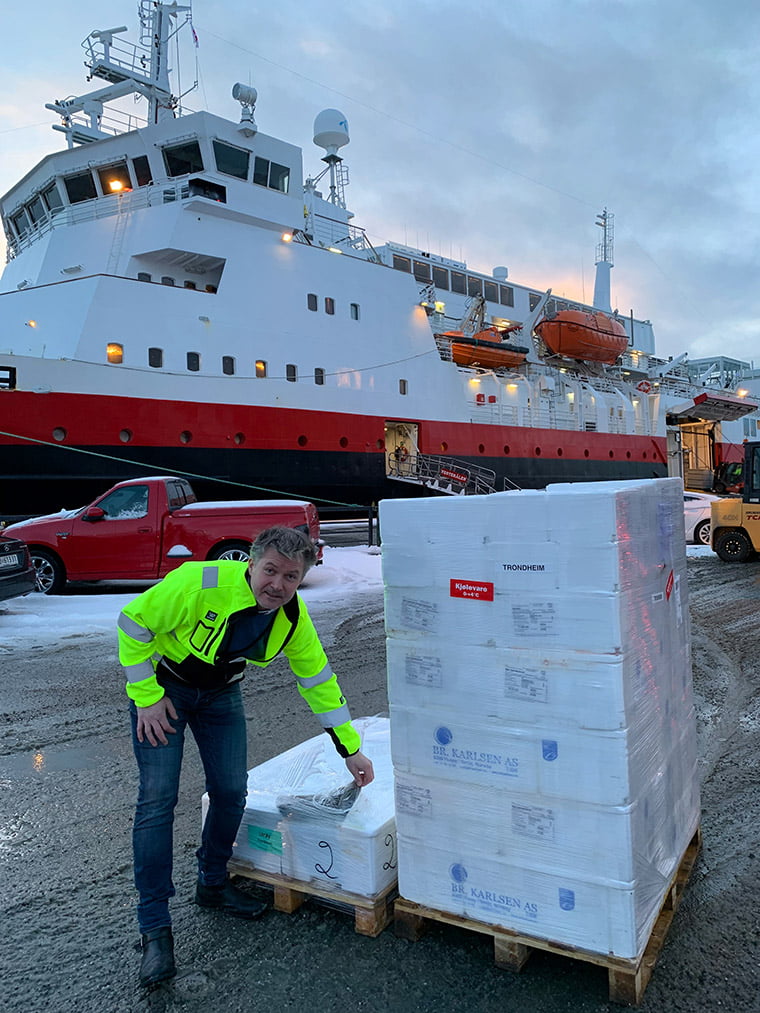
[{"xmin": 388, "ymin": 453, "xmax": 507, "ymax": 496}]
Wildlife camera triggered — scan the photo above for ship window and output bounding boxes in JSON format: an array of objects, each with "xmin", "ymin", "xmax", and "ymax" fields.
[
  {"xmin": 11, "ymin": 209, "xmax": 30, "ymax": 238},
  {"xmin": 161, "ymin": 276, "xmax": 175, "ymax": 286},
  {"xmin": 286, "ymin": 364, "xmax": 297, "ymax": 382},
  {"xmin": 163, "ymin": 140, "xmax": 204, "ymax": 177},
  {"xmin": 27, "ymin": 196, "xmax": 47, "ymax": 225},
  {"xmin": 184, "ymin": 280, "xmax": 197, "ymax": 290},
  {"xmin": 133, "ymin": 155, "xmax": 153, "ymax": 186},
  {"xmin": 98, "ymin": 161, "xmax": 132, "ymax": 196},
  {"xmin": 350, "ymin": 303, "xmax": 360, "ymax": 320},
  {"xmin": 213, "ymin": 140, "xmax": 250, "ymax": 180},
  {"xmin": 325, "ymin": 297, "xmax": 335, "ymax": 315},
  {"xmin": 451, "ymin": 270, "xmax": 466, "ymax": 294},
  {"xmin": 399, "ymin": 379, "xmax": 408, "ymax": 395},
  {"xmin": 432, "ymin": 266, "xmax": 449, "ymax": 290},
  {"xmin": 205, "ymin": 283, "xmax": 218, "ymax": 293},
  {"xmin": 467, "ymin": 276, "xmax": 483, "ymax": 297},
  {"xmin": 500, "ymin": 284, "xmax": 514, "ymax": 307},
  {"xmin": 413, "ymin": 261, "xmax": 432, "ymax": 282},
  {"xmin": 392, "ymin": 255, "xmax": 411, "ymax": 273},
  {"xmin": 189, "ymin": 178, "xmax": 226, "ymax": 201},
  {"xmin": 314, "ymin": 368, "xmax": 325, "ymax": 385},
  {"xmin": 307, "ymin": 293, "xmax": 318, "ymax": 311},
  {"xmin": 253, "ymin": 157, "xmax": 290, "ymax": 193},
  {"xmin": 255, "ymin": 359, "xmax": 267, "ymax": 378},
  {"xmin": 187, "ymin": 351, "xmax": 200, "ymax": 371},
  {"xmin": 529, "ymin": 292, "xmax": 541, "ymax": 311},
  {"xmin": 138, "ymin": 272, "xmax": 152, "ymax": 283},
  {"xmin": 41, "ymin": 182, "xmax": 64, "ymax": 214},
  {"xmin": 64, "ymin": 170, "xmax": 97, "ymax": 204},
  {"xmin": 222, "ymin": 355, "xmax": 235, "ymax": 375},
  {"xmin": 106, "ymin": 342, "xmax": 123, "ymax": 364},
  {"xmin": 148, "ymin": 347, "xmax": 163, "ymax": 368},
  {"xmin": 484, "ymin": 280, "xmax": 498, "ymax": 303}
]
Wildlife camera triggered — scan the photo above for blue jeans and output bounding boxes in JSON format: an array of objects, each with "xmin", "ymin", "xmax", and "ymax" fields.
[{"xmin": 130, "ymin": 680, "xmax": 247, "ymax": 933}]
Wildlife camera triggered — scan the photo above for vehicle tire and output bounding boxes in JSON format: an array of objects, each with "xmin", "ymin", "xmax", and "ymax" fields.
[
  {"xmin": 207, "ymin": 541, "xmax": 251, "ymax": 562},
  {"xmin": 714, "ymin": 529, "xmax": 754, "ymax": 563},
  {"xmin": 31, "ymin": 549, "xmax": 67, "ymax": 594},
  {"xmin": 694, "ymin": 519, "xmax": 711, "ymax": 546}
]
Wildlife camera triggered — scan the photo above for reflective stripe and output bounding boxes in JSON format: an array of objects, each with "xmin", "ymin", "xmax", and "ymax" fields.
[
  {"xmin": 202, "ymin": 566, "xmax": 219, "ymax": 589},
  {"xmin": 124, "ymin": 660, "xmax": 156, "ymax": 683},
  {"xmin": 296, "ymin": 664, "xmax": 333, "ymax": 690},
  {"xmin": 118, "ymin": 612, "xmax": 154, "ymax": 643},
  {"xmin": 314, "ymin": 702, "xmax": 352, "ymax": 729}
]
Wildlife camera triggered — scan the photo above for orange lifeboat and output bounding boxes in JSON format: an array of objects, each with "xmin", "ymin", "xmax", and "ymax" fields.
[
  {"xmin": 441, "ymin": 327, "xmax": 529, "ymax": 369},
  {"xmin": 534, "ymin": 310, "xmax": 628, "ymax": 364}
]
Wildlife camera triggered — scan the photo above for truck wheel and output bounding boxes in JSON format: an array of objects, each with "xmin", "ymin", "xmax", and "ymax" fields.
[
  {"xmin": 714, "ymin": 529, "xmax": 754, "ymax": 563},
  {"xmin": 31, "ymin": 549, "xmax": 67, "ymax": 594},
  {"xmin": 694, "ymin": 519, "xmax": 711, "ymax": 545},
  {"xmin": 208, "ymin": 541, "xmax": 251, "ymax": 562}
]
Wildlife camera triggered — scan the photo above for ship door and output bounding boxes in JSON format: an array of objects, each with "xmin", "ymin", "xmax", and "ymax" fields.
[
  {"xmin": 666, "ymin": 428, "xmax": 683, "ymax": 481},
  {"xmin": 679, "ymin": 422, "xmax": 716, "ymax": 490},
  {"xmin": 385, "ymin": 421, "xmax": 420, "ymax": 478}
]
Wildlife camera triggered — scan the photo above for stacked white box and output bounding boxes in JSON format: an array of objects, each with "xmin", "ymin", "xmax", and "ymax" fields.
[
  {"xmin": 202, "ymin": 716, "xmax": 397, "ymax": 898},
  {"xmin": 381, "ymin": 478, "xmax": 700, "ymax": 959}
]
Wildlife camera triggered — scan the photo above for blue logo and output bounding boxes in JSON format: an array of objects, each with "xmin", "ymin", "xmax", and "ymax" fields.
[
  {"xmin": 435, "ymin": 726, "xmax": 453, "ymax": 746},
  {"xmin": 541, "ymin": 739, "xmax": 558, "ymax": 762},
  {"xmin": 449, "ymin": 863, "xmax": 468, "ymax": 884},
  {"xmin": 559, "ymin": 888, "xmax": 575, "ymax": 911}
]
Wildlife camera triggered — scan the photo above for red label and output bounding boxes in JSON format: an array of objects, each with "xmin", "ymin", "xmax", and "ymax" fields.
[
  {"xmin": 450, "ymin": 579, "xmax": 494, "ymax": 601},
  {"xmin": 440, "ymin": 468, "xmax": 468, "ymax": 483},
  {"xmin": 665, "ymin": 570, "xmax": 674, "ymax": 600}
]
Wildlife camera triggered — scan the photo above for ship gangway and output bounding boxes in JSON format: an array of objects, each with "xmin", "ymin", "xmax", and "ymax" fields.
[{"xmin": 388, "ymin": 454, "xmax": 519, "ymax": 496}]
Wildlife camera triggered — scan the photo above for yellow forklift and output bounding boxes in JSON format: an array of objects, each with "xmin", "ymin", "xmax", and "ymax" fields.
[{"xmin": 711, "ymin": 440, "xmax": 760, "ymax": 561}]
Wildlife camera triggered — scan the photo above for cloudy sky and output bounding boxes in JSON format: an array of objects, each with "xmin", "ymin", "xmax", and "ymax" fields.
[{"xmin": 1, "ymin": 0, "xmax": 758, "ymax": 366}]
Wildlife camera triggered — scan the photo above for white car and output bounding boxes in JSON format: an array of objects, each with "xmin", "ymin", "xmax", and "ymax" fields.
[{"xmin": 683, "ymin": 491, "xmax": 721, "ymax": 545}]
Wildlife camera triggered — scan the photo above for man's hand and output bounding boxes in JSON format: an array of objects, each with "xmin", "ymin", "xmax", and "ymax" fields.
[
  {"xmin": 136, "ymin": 696, "xmax": 178, "ymax": 747},
  {"xmin": 345, "ymin": 750, "xmax": 374, "ymax": 786}
]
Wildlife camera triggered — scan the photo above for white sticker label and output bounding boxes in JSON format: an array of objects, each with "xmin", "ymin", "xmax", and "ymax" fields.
[
  {"xmin": 511, "ymin": 602, "xmax": 557, "ymax": 637},
  {"xmin": 396, "ymin": 783, "xmax": 433, "ymax": 818},
  {"xmin": 400, "ymin": 597, "xmax": 440, "ymax": 631},
  {"xmin": 511, "ymin": 802, "xmax": 556, "ymax": 841},
  {"xmin": 504, "ymin": 666, "xmax": 549, "ymax": 703},
  {"xmin": 405, "ymin": 654, "xmax": 443, "ymax": 688}
]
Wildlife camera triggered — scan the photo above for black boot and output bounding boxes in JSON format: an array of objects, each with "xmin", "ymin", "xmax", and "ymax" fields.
[
  {"xmin": 195, "ymin": 878, "xmax": 269, "ymax": 919},
  {"xmin": 139, "ymin": 926, "xmax": 176, "ymax": 987}
]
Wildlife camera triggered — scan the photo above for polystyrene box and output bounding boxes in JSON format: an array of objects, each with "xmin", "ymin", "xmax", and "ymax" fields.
[
  {"xmin": 386, "ymin": 636, "xmax": 693, "ymax": 733},
  {"xmin": 389, "ymin": 704, "xmax": 696, "ymax": 806},
  {"xmin": 395, "ymin": 830, "xmax": 691, "ymax": 959},
  {"xmin": 202, "ymin": 717, "xmax": 397, "ymax": 898}
]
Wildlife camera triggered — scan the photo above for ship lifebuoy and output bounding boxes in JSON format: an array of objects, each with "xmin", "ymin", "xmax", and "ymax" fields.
[{"xmin": 636, "ymin": 380, "xmax": 652, "ymax": 393}]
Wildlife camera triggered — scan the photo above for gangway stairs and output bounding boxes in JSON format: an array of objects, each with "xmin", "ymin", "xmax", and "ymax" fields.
[{"xmin": 388, "ymin": 454, "xmax": 519, "ymax": 496}]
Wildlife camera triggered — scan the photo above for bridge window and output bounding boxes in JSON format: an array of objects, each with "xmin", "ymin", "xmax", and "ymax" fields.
[
  {"xmin": 467, "ymin": 276, "xmax": 483, "ymax": 297},
  {"xmin": 213, "ymin": 140, "xmax": 250, "ymax": 180},
  {"xmin": 529, "ymin": 293, "xmax": 541, "ymax": 311},
  {"xmin": 413, "ymin": 261, "xmax": 431, "ymax": 282},
  {"xmin": 63, "ymin": 170, "xmax": 97, "ymax": 204},
  {"xmin": 500, "ymin": 285, "xmax": 514, "ymax": 307},
  {"xmin": 132, "ymin": 155, "xmax": 153, "ymax": 187},
  {"xmin": 98, "ymin": 161, "xmax": 132, "ymax": 196},
  {"xmin": 163, "ymin": 140, "xmax": 204, "ymax": 177},
  {"xmin": 253, "ymin": 157, "xmax": 290, "ymax": 193},
  {"xmin": 451, "ymin": 270, "xmax": 466, "ymax": 294},
  {"xmin": 10, "ymin": 209, "xmax": 30, "ymax": 238},
  {"xmin": 432, "ymin": 266, "xmax": 449, "ymax": 290},
  {"xmin": 392, "ymin": 255, "xmax": 411, "ymax": 273},
  {"xmin": 484, "ymin": 280, "xmax": 498, "ymax": 303},
  {"xmin": 26, "ymin": 196, "xmax": 47, "ymax": 225},
  {"xmin": 42, "ymin": 182, "xmax": 64, "ymax": 215}
]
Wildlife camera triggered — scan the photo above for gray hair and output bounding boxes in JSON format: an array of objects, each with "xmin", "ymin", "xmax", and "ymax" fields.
[{"xmin": 250, "ymin": 525, "xmax": 317, "ymax": 573}]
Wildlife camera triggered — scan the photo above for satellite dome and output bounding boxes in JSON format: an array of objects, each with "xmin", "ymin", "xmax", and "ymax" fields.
[{"xmin": 313, "ymin": 109, "xmax": 350, "ymax": 158}]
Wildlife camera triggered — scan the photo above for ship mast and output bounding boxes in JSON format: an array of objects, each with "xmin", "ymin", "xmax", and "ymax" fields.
[
  {"xmin": 592, "ymin": 207, "xmax": 614, "ymax": 313},
  {"xmin": 45, "ymin": 1, "xmax": 192, "ymax": 147}
]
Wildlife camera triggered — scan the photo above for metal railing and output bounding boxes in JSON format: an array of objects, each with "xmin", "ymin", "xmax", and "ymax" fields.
[{"xmin": 388, "ymin": 453, "xmax": 497, "ymax": 496}]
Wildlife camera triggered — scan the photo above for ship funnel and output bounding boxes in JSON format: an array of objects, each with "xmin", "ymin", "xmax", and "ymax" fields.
[{"xmin": 314, "ymin": 109, "xmax": 349, "ymax": 162}]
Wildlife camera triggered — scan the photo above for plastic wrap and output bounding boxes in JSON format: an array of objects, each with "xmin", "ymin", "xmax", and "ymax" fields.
[
  {"xmin": 381, "ymin": 477, "xmax": 701, "ymax": 959},
  {"xmin": 204, "ymin": 715, "xmax": 396, "ymax": 898}
]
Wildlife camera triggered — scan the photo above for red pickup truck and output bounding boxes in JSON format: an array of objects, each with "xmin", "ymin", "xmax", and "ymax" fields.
[{"xmin": 3, "ymin": 476, "xmax": 321, "ymax": 594}]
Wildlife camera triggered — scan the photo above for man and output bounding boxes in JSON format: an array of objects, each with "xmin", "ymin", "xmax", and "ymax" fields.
[{"xmin": 118, "ymin": 526, "xmax": 374, "ymax": 987}]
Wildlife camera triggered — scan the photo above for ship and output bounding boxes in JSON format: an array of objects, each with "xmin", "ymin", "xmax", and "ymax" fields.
[{"xmin": 1, "ymin": 2, "xmax": 757, "ymax": 518}]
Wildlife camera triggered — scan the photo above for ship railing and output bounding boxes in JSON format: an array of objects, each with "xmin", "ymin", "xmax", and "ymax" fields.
[
  {"xmin": 388, "ymin": 453, "xmax": 497, "ymax": 496},
  {"xmin": 304, "ymin": 213, "xmax": 382, "ymax": 261},
  {"xmin": 83, "ymin": 32, "xmax": 153, "ymax": 86},
  {"xmin": 60, "ymin": 106, "xmax": 148, "ymax": 140}
]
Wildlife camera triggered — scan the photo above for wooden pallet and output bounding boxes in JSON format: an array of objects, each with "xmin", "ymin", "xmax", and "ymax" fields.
[
  {"xmin": 394, "ymin": 826, "xmax": 701, "ymax": 1006},
  {"xmin": 228, "ymin": 859, "xmax": 397, "ymax": 937}
]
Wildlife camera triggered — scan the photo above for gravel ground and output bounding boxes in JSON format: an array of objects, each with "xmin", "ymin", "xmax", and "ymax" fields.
[{"xmin": 0, "ymin": 556, "xmax": 758, "ymax": 1013}]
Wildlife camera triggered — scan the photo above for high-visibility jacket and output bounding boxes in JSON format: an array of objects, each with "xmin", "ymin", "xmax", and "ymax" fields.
[{"xmin": 117, "ymin": 560, "xmax": 361, "ymax": 757}]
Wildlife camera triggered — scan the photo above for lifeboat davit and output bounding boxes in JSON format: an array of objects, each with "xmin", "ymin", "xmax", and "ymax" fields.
[
  {"xmin": 442, "ymin": 327, "xmax": 529, "ymax": 369},
  {"xmin": 534, "ymin": 310, "xmax": 628, "ymax": 365}
]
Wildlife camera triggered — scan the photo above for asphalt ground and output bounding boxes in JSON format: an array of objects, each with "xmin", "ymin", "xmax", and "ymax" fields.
[{"xmin": 0, "ymin": 554, "xmax": 757, "ymax": 1012}]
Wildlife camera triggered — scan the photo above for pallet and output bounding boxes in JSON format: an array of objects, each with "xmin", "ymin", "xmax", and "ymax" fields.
[
  {"xmin": 394, "ymin": 826, "xmax": 701, "ymax": 1006},
  {"xmin": 228, "ymin": 859, "xmax": 396, "ymax": 937}
]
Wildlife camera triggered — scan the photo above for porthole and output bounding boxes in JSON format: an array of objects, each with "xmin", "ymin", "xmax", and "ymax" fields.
[
  {"xmin": 626, "ymin": 450, "xmax": 631, "ymax": 459},
  {"xmin": 119, "ymin": 429, "xmax": 133, "ymax": 443},
  {"xmin": 478, "ymin": 443, "xmax": 485, "ymax": 454},
  {"xmin": 52, "ymin": 427, "xmax": 66, "ymax": 442},
  {"xmin": 441, "ymin": 441, "xmax": 449, "ymax": 453},
  {"xmin": 535, "ymin": 447, "xmax": 542, "ymax": 456},
  {"xmin": 643, "ymin": 451, "xmax": 648, "ymax": 459},
  {"xmin": 584, "ymin": 449, "xmax": 590, "ymax": 458},
  {"xmin": 180, "ymin": 430, "xmax": 193, "ymax": 444},
  {"xmin": 503, "ymin": 445, "xmax": 510, "ymax": 455},
  {"xmin": 234, "ymin": 432, "xmax": 245, "ymax": 446},
  {"xmin": 609, "ymin": 450, "xmax": 615, "ymax": 458},
  {"xmin": 297, "ymin": 435, "xmax": 308, "ymax": 447},
  {"xmin": 376, "ymin": 439, "xmax": 385, "ymax": 450},
  {"xmin": 557, "ymin": 448, "xmax": 563, "ymax": 456},
  {"xmin": 339, "ymin": 436, "xmax": 348, "ymax": 448}
]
